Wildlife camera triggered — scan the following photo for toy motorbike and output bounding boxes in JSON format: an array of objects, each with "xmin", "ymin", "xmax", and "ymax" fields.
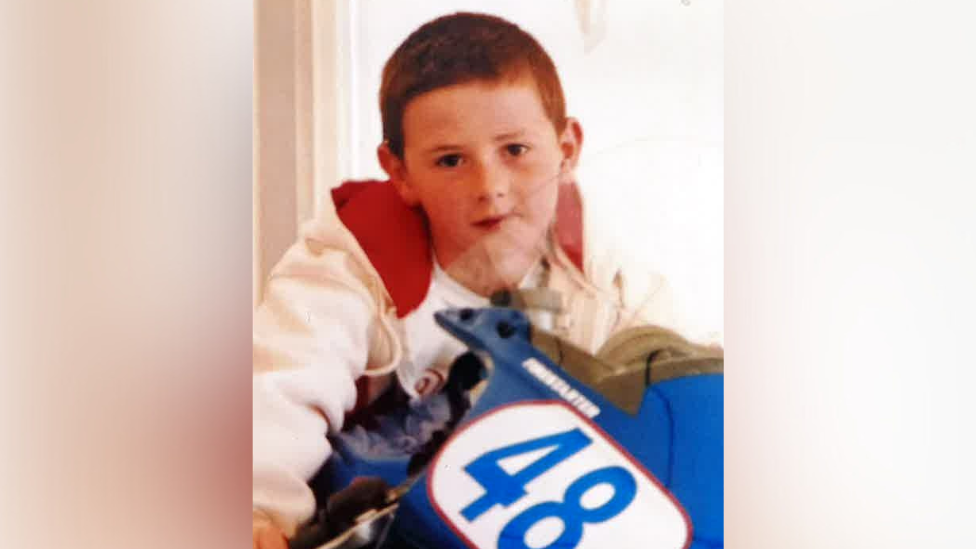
[{"xmin": 290, "ymin": 303, "xmax": 723, "ymax": 549}]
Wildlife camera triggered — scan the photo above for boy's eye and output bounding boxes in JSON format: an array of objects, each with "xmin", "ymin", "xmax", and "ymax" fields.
[
  {"xmin": 436, "ymin": 154, "xmax": 463, "ymax": 168},
  {"xmin": 506, "ymin": 144, "xmax": 529, "ymax": 157}
]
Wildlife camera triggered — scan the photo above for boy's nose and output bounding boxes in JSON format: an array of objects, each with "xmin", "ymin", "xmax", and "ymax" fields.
[{"xmin": 473, "ymin": 164, "xmax": 510, "ymax": 202}]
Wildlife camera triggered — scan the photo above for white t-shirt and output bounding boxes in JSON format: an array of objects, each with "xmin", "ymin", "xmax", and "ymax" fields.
[{"xmin": 395, "ymin": 253, "xmax": 544, "ymax": 399}]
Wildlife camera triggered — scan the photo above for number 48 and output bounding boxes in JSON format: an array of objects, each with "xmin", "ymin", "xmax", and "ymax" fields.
[{"xmin": 460, "ymin": 428, "xmax": 637, "ymax": 549}]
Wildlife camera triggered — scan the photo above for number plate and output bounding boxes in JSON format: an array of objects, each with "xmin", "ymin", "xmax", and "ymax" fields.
[{"xmin": 428, "ymin": 401, "xmax": 691, "ymax": 549}]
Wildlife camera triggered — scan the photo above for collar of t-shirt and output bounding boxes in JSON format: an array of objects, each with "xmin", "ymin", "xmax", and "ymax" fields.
[{"xmin": 429, "ymin": 251, "xmax": 546, "ymax": 308}]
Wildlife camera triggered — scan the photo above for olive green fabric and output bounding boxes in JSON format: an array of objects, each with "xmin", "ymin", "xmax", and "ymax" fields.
[{"xmin": 530, "ymin": 325, "xmax": 723, "ymax": 415}]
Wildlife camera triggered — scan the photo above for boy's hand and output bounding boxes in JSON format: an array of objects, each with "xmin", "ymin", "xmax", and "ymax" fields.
[{"xmin": 253, "ymin": 516, "xmax": 287, "ymax": 549}]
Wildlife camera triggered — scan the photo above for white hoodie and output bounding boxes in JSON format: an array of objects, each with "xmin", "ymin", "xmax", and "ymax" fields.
[{"xmin": 252, "ymin": 182, "xmax": 675, "ymax": 535}]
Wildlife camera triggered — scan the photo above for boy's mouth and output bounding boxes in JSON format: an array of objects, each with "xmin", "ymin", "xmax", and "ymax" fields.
[{"xmin": 473, "ymin": 214, "xmax": 511, "ymax": 230}]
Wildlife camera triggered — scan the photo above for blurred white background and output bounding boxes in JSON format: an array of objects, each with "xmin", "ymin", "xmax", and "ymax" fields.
[{"xmin": 255, "ymin": 0, "xmax": 722, "ymax": 342}]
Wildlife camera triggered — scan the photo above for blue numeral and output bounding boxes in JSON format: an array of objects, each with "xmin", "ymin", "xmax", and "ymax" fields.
[
  {"xmin": 498, "ymin": 466, "xmax": 637, "ymax": 549},
  {"xmin": 461, "ymin": 428, "xmax": 592, "ymax": 521},
  {"xmin": 461, "ymin": 428, "xmax": 639, "ymax": 549}
]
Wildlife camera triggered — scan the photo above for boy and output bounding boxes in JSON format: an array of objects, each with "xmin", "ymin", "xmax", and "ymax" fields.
[{"xmin": 253, "ymin": 12, "xmax": 676, "ymax": 548}]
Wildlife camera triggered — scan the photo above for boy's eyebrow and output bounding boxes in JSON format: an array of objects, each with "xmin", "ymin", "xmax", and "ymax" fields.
[
  {"xmin": 494, "ymin": 129, "xmax": 527, "ymax": 141},
  {"xmin": 424, "ymin": 144, "xmax": 463, "ymax": 154}
]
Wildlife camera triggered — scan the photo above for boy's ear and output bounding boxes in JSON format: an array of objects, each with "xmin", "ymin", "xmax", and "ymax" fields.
[
  {"xmin": 377, "ymin": 142, "xmax": 419, "ymax": 206},
  {"xmin": 559, "ymin": 118, "xmax": 584, "ymax": 173}
]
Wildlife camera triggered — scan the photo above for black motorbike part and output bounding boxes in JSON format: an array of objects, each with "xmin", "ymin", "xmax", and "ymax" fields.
[
  {"xmin": 406, "ymin": 351, "xmax": 486, "ymax": 476},
  {"xmin": 288, "ymin": 477, "xmax": 391, "ymax": 549}
]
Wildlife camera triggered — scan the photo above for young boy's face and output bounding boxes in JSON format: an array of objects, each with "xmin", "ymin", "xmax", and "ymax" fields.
[{"xmin": 380, "ymin": 77, "xmax": 582, "ymax": 289}]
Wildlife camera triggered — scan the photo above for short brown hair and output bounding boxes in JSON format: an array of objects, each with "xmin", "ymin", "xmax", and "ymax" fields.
[{"xmin": 380, "ymin": 12, "xmax": 567, "ymax": 158}]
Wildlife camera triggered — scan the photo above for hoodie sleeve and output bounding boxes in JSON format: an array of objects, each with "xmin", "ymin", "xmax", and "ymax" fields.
[
  {"xmin": 614, "ymin": 268, "xmax": 679, "ymax": 333},
  {"xmin": 252, "ymin": 231, "xmax": 396, "ymax": 536}
]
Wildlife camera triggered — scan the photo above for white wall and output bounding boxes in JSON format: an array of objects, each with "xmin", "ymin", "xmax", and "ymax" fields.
[{"xmin": 325, "ymin": 0, "xmax": 723, "ymax": 342}]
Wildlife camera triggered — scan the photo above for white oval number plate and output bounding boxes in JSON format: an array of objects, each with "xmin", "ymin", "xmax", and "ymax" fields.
[{"xmin": 427, "ymin": 401, "xmax": 691, "ymax": 549}]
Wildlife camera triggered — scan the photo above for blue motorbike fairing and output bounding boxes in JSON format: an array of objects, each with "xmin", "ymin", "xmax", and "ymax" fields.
[{"xmin": 325, "ymin": 307, "xmax": 723, "ymax": 549}]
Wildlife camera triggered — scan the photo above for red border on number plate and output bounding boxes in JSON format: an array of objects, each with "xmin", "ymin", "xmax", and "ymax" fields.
[{"xmin": 425, "ymin": 399, "xmax": 693, "ymax": 549}]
